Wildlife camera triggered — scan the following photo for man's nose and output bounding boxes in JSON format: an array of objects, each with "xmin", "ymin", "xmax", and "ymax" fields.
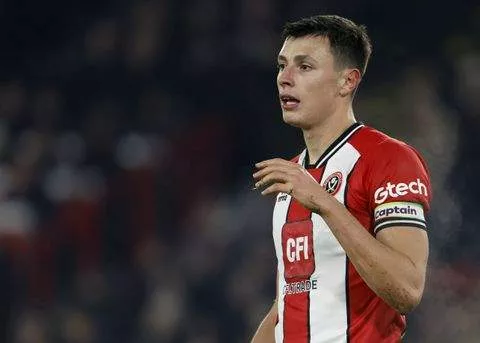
[{"xmin": 278, "ymin": 67, "xmax": 295, "ymax": 88}]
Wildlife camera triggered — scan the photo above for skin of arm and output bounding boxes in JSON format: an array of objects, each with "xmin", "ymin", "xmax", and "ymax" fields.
[
  {"xmin": 251, "ymin": 299, "xmax": 277, "ymax": 343},
  {"xmin": 253, "ymin": 158, "xmax": 429, "ymax": 314},
  {"xmin": 320, "ymin": 197, "xmax": 428, "ymax": 313}
]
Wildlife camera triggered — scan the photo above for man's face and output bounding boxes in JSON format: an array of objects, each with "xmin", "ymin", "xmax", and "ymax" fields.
[{"xmin": 277, "ymin": 35, "xmax": 342, "ymax": 129}]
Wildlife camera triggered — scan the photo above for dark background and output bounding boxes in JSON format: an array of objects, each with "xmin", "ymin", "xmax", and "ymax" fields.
[{"xmin": 0, "ymin": 0, "xmax": 479, "ymax": 342}]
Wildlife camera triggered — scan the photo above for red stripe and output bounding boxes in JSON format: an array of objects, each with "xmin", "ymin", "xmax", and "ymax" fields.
[
  {"xmin": 283, "ymin": 169, "xmax": 323, "ymax": 343},
  {"xmin": 346, "ymin": 261, "xmax": 406, "ymax": 342},
  {"xmin": 283, "ymin": 292, "xmax": 310, "ymax": 343},
  {"xmin": 344, "ymin": 160, "xmax": 405, "ymax": 342}
]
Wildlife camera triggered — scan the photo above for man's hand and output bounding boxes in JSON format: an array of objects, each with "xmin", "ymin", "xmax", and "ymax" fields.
[{"xmin": 253, "ymin": 158, "xmax": 329, "ymax": 211}]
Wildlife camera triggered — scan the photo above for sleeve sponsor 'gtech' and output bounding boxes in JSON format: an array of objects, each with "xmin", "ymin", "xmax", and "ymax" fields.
[{"xmin": 367, "ymin": 140, "xmax": 431, "ymax": 235}]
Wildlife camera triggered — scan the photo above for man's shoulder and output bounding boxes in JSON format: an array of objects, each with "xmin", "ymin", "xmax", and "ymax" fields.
[
  {"xmin": 350, "ymin": 125, "xmax": 430, "ymax": 184},
  {"xmin": 351, "ymin": 125, "xmax": 422, "ymax": 159}
]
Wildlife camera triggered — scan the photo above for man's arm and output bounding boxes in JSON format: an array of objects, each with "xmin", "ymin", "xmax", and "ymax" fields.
[
  {"xmin": 251, "ymin": 299, "xmax": 277, "ymax": 343},
  {"xmin": 320, "ymin": 198, "xmax": 428, "ymax": 313},
  {"xmin": 253, "ymin": 158, "xmax": 429, "ymax": 313}
]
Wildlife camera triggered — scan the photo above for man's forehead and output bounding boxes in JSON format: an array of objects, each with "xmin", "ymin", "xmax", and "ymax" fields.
[{"xmin": 278, "ymin": 35, "xmax": 331, "ymax": 59}]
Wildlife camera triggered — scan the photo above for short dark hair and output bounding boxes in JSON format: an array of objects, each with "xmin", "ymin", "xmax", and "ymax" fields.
[{"xmin": 282, "ymin": 15, "xmax": 372, "ymax": 76}]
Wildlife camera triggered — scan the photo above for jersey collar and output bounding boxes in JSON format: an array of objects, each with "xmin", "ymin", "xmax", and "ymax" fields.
[{"xmin": 300, "ymin": 122, "xmax": 364, "ymax": 168}]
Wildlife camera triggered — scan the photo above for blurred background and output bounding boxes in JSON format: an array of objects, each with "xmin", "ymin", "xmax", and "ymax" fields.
[{"xmin": 0, "ymin": 0, "xmax": 478, "ymax": 342}]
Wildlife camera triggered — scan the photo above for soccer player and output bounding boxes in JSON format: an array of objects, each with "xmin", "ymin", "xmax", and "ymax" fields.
[{"xmin": 251, "ymin": 15, "xmax": 431, "ymax": 343}]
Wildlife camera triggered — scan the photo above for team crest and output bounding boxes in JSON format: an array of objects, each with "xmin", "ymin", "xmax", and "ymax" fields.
[{"xmin": 323, "ymin": 172, "xmax": 343, "ymax": 195}]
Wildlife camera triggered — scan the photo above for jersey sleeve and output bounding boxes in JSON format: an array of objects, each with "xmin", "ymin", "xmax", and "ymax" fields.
[{"xmin": 366, "ymin": 140, "xmax": 432, "ymax": 235}]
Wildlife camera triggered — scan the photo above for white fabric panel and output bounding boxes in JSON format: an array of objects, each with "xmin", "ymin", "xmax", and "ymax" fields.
[{"xmin": 308, "ymin": 142, "xmax": 360, "ymax": 343}]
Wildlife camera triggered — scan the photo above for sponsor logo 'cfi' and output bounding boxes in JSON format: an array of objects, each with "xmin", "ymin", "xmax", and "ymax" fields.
[{"xmin": 374, "ymin": 179, "xmax": 427, "ymax": 204}]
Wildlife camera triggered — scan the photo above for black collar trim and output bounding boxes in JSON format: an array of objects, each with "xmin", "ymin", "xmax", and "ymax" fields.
[{"xmin": 302, "ymin": 122, "xmax": 364, "ymax": 168}]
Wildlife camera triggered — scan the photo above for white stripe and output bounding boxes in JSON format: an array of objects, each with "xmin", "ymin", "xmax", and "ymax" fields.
[
  {"xmin": 309, "ymin": 142, "xmax": 360, "ymax": 342},
  {"xmin": 298, "ymin": 149, "xmax": 307, "ymax": 166},
  {"xmin": 272, "ymin": 192, "xmax": 292, "ymax": 342},
  {"xmin": 315, "ymin": 124, "xmax": 364, "ymax": 168}
]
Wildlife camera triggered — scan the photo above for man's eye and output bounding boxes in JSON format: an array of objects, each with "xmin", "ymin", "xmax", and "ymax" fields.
[
  {"xmin": 277, "ymin": 64, "xmax": 285, "ymax": 71},
  {"xmin": 300, "ymin": 64, "xmax": 312, "ymax": 71}
]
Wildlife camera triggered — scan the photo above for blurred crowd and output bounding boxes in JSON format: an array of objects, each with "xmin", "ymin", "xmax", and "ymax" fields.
[{"xmin": 0, "ymin": 0, "xmax": 479, "ymax": 342}]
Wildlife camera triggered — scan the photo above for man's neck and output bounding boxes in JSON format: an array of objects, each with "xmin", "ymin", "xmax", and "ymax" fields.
[{"xmin": 303, "ymin": 107, "xmax": 356, "ymax": 165}]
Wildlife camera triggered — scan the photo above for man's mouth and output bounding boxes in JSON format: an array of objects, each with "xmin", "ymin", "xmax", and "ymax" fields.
[{"xmin": 280, "ymin": 95, "xmax": 300, "ymax": 110}]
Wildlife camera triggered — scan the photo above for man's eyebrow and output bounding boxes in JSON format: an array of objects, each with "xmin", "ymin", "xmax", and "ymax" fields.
[
  {"xmin": 277, "ymin": 54, "xmax": 315, "ymax": 63},
  {"xmin": 294, "ymin": 55, "xmax": 313, "ymax": 63}
]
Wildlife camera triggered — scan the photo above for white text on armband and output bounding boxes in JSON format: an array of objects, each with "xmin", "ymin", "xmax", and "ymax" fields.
[{"xmin": 373, "ymin": 202, "xmax": 426, "ymax": 233}]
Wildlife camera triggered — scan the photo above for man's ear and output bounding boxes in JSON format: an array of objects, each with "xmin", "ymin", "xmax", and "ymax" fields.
[{"xmin": 339, "ymin": 69, "xmax": 361, "ymax": 97}]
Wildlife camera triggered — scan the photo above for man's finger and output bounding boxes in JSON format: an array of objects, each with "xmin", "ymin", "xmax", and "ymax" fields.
[
  {"xmin": 255, "ymin": 171, "xmax": 289, "ymax": 189},
  {"xmin": 261, "ymin": 182, "xmax": 293, "ymax": 196},
  {"xmin": 255, "ymin": 158, "xmax": 293, "ymax": 169},
  {"xmin": 253, "ymin": 165, "xmax": 292, "ymax": 180},
  {"xmin": 260, "ymin": 183, "xmax": 282, "ymax": 195}
]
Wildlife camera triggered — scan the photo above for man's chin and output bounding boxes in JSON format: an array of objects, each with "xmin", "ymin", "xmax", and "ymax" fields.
[{"xmin": 282, "ymin": 112, "xmax": 305, "ymax": 128}]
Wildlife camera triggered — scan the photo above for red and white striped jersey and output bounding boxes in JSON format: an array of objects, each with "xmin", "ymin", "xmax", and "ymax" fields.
[{"xmin": 272, "ymin": 122, "xmax": 431, "ymax": 343}]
